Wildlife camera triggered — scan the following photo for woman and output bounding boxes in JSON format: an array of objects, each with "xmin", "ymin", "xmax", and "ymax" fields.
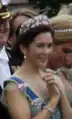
[
  {"xmin": 50, "ymin": 14, "xmax": 72, "ymax": 106},
  {"xmin": 3, "ymin": 15, "xmax": 72, "ymax": 119},
  {"xmin": 47, "ymin": 51, "xmax": 72, "ymax": 106}
]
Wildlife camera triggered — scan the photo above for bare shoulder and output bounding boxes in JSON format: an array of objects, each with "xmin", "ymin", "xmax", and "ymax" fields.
[{"xmin": 4, "ymin": 78, "xmax": 31, "ymax": 119}]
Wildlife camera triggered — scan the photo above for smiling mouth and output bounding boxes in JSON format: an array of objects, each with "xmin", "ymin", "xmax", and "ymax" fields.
[
  {"xmin": 40, "ymin": 56, "xmax": 48, "ymax": 59},
  {"xmin": 40, "ymin": 58, "xmax": 48, "ymax": 62}
]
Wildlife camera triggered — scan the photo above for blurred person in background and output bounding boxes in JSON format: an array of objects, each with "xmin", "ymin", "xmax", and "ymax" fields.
[
  {"xmin": 49, "ymin": 15, "xmax": 72, "ymax": 106},
  {"xmin": 8, "ymin": 8, "xmax": 37, "ymax": 48},
  {"xmin": 0, "ymin": 0, "xmax": 13, "ymax": 119},
  {"xmin": 47, "ymin": 51, "xmax": 72, "ymax": 106},
  {"xmin": 0, "ymin": 0, "xmax": 11, "ymax": 88}
]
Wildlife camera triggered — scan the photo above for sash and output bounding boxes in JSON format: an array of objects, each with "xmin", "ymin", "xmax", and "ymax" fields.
[
  {"xmin": 10, "ymin": 77, "xmax": 45, "ymax": 108},
  {"xmin": 10, "ymin": 77, "xmax": 60, "ymax": 119}
]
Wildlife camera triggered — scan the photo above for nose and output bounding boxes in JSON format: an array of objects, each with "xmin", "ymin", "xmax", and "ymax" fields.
[{"xmin": 43, "ymin": 46, "xmax": 52, "ymax": 54}]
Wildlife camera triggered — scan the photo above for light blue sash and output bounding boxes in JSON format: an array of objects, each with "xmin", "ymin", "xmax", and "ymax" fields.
[{"xmin": 10, "ymin": 77, "xmax": 61, "ymax": 119}]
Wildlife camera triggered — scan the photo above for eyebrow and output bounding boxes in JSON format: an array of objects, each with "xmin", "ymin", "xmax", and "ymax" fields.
[{"xmin": 36, "ymin": 41, "xmax": 53, "ymax": 44}]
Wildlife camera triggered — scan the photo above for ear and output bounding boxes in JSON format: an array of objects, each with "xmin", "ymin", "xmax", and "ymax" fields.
[{"xmin": 20, "ymin": 44, "xmax": 27, "ymax": 56}]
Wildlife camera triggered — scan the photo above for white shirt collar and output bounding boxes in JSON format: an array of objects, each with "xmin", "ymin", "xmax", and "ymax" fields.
[{"xmin": 0, "ymin": 46, "xmax": 9, "ymax": 62}]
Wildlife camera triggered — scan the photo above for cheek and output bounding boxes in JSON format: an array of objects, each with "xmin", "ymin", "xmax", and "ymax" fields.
[
  {"xmin": 28, "ymin": 45, "xmax": 40, "ymax": 57},
  {"xmin": 28, "ymin": 48, "xmax": 37, "ymax": 57},
  {"xmin": 48, "ymin": 48, "xmax": 53, "ymax": 55}
]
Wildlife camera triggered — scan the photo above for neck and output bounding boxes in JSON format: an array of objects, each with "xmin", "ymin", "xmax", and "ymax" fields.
[{"xmin": 20, "ymin": 60, "xmax": 40, "ymax": 77}]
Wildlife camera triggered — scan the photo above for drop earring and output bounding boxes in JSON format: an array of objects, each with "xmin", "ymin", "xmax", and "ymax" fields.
[{"xmin": 24, "ymin": 55, "xmax": 26, "ymax": 59}]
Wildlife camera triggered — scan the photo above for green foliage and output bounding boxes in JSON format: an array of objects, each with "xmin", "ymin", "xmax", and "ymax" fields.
[{"xmin": 28, "ymin": 0, "xmax": 72, "ymax": 17}]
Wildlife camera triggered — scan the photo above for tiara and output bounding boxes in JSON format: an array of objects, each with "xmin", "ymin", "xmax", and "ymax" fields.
[{"xmin": 19, "ymin": 15, "xmax": 51, "ymax": 35}]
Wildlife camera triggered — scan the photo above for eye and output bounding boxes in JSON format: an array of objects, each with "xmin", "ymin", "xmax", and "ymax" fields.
[
  {"xmin": 36, "ymin": 43, "xmax": 44, "ymax": 48},
  {"xmin": 47, "ymin": 43, "xmax": 53, "ymax": 48}
]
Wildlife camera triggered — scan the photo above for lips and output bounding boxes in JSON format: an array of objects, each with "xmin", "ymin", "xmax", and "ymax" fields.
[
  {"xmin": 39, "ymin": 56, "xmax": 48, "ymax": 60},
  {"xmin": 39, "ymin": 58, "xmax": 48, "ymax": 63}
]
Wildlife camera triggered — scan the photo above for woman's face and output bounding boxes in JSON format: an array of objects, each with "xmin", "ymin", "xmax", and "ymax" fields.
[
  {"xmin": 25, "ymin": 32, "xmax": 53, "ymax": 69},
  {"xmin": 0, "ymin": 19, "xmax": 10, "ymax": 46}
]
